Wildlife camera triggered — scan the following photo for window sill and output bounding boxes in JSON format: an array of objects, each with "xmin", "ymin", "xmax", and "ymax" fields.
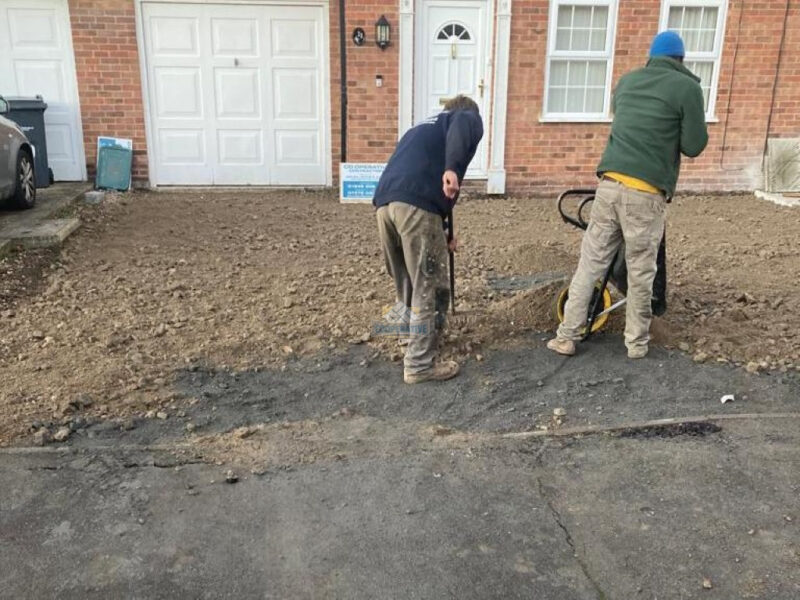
[{"xmin": 539, "ymin": 115, "xmax": 613, "ymax": 123}]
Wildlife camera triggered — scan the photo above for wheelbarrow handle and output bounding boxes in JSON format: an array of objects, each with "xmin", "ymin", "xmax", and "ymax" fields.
[{"xmin": 557, "ymin": 189, "xmax": 597, "ymax": 231}]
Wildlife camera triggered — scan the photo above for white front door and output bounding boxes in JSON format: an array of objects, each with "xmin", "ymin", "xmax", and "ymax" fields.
[
  {"xmin": 415, "ymin": 0, "xmax": 491, "ymax": 178},
  {"xmin": 141, "ymin": 1, "xmax": 328, "ymax": 186},
  {"xmin": 0, "ymin": 0, "xmax": 86, "ymax": 181}
]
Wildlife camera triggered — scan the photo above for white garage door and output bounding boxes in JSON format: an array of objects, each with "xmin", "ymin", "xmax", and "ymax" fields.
[
  {"xmin": 141, "ymin": 2, "xmax": 329, "ymax": 186},
  {"xmin": 0, "ymin": 0, "xmax": 86, "ymax": 181}
]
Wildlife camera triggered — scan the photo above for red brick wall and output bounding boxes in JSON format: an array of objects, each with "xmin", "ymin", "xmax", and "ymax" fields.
[
  {"xmin": 336, "ymin": 0, "xmax": 400, "ymax": 175},
  {"xmin": 68, "ymin": 0, "xmax": 149, "ymax": 184},
  {"xmin": 759, "ymin": 0, "xmax": 800, "ymax": 140}
]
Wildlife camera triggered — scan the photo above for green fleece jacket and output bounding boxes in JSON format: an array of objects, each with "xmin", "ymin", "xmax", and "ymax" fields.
[{"xmin": 597, "ymin": 57, "xmax": 709, "ymax": 198}]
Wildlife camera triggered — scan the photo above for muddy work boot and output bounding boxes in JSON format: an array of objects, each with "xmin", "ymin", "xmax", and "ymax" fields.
[
  {"xmin": 627, "ymin": 346, "xmax": 648, "ymax": 359},
  {"xmin": 404, "ymin": 360, "xmax": 460, "ymax": 384},
  {"xmin": 547, "ymin": 337, "xmax": 576, "ymax": 357}
]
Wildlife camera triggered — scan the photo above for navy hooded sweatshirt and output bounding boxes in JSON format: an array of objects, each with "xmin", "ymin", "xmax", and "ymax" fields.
[{"xmin": 372, "ymin": 110, "xmax": 484, "ymax": 217}]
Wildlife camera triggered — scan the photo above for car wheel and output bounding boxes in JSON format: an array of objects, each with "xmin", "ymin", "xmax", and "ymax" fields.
[{"xmin": 12, "ymin": 149, "xmax": 36, "ymax": 210}]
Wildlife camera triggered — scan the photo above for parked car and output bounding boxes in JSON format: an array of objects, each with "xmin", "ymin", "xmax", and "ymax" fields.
[{"xmin": 0, "ymin": 96, "xmax": 36, "ymax": 209}]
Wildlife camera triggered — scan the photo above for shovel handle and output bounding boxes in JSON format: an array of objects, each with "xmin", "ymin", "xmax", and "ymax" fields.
[{"xmin": 447, "ymin": 208, "xmax": 456, "ymax": 315}]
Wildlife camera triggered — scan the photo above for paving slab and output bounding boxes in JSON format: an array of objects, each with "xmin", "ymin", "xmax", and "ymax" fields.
[
  {"xmin": 0, "ymin": 181, "xmax": 91, "ymax": 249},
  {"xmin": 0, "ymin": 217, "xmax": 81, "ymax": 249}
]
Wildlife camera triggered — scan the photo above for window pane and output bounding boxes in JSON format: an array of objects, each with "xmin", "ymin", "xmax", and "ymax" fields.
[
  {"xmin": 686, "ymin": 60, "xmax": 713, "ymax": 111},
  {"xmin": 590, "ymin": 29, "xmax": 606, "ymax": 51},
  {"xmin": 556, "ymin": 27, "xmax": 571, "ymax": 50},
  {"xmin": 571, "ymin": 28, "xmax": 591, "ymax": 50},
  {"xmin": 592, "ymin": 6, "xmax": 608, "ymax": 29},
  {"xmin": 585, "ymin": 88, "xmax": 605, "ymax": 113},
  {"xmin": 698, "ymin": 29, "xmax": 715, "ymax": 52},
  {"xmin": 668, "ymin": 7, "xmax": 683, "ymax": 29},
  {"xmin": 668, "ymin": 5, "xmax": 720, "ymax": 53},
  {"xmin": 548, "ymin": 87, "xmax": 567, "ymax": 113},
  {"xmin": 702, "ymin": 7, "xmax": 718, "ymax": 29},
  {"xmin": 587, "ymin": 61, "xmax": 606, "ymax": 85},
  {"xmin": 573, "ymin": 6, "xmax": 591, "ymax": 27},
  {"xmin": 557, "ymin": 5, "xmax": 572, "ymax": 27},
  {"xmin": 684, "ymin": 29, "xmax": 700, "ymax": 52},
  {"xmin": 554, "ymin": 4, "xmax": 609, "ymax": 52},
  {"xmin": 567, "ymin": 60, "xmax": 587, "ymax": 85},
  {"xmin": 687, "ymin": 60, "xmax": 713, "ymax": 85},
  {"xmin": 550, "ymin": 61, "xmax": 568, "ymax": 85},
  {"xmin": 566, "ymin": 88, "xmax": 584, "ymax": 112},
  {"xmin": 547, "ymin": 58, "xmax": 610, "ymax": 115},
  {"xmin": 683, "ymin": 7, "xmax": 702, "ymax": 29}
]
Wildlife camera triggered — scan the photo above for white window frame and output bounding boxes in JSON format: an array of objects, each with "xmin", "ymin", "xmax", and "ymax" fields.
[
  {"xmin": 658, "ymin": 0, "xmax": 728, "ymax": 121},
  {"xmin": 541, "ymin": 0, "xmax": 618, "ymax": 122}
]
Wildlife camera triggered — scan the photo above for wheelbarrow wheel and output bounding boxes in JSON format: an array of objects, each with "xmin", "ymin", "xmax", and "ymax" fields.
[{"xmin": 554, "ymin": 282, "xmax": 612, "ymax": 334}]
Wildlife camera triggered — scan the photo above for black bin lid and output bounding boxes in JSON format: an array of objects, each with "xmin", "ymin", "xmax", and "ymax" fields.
[{"xmin": 4, "ymin": 95, "xmax": 48, "ymax": 111}]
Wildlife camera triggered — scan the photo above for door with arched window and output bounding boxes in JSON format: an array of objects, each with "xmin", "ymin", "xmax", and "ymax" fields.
[{"xmin": 415, "ymin": 0, "xmax": 491, "ymax": 178}]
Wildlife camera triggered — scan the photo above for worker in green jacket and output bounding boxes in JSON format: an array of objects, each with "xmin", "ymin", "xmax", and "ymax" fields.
[{"xmin": 548, "ymin": 31, "xmax": 708, "ymax": 359}]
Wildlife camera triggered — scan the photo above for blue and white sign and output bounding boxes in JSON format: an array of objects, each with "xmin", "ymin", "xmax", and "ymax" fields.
[{"xmin": 340, "ymin": 162, "xmax": 386, "ymax": 204}]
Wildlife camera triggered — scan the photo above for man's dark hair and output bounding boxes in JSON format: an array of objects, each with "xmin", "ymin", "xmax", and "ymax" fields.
[
  {"xmin": 443, "ymin": 95, "xmax": 479, "ymax": 114},
  {"xmin": 670, "ymin": 55, "xmax": 684, "ymax": 63}
]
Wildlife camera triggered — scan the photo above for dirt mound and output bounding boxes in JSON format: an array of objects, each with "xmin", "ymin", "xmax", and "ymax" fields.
[{"xmin": 0, "ymin": 190, "xmax": 797, "ymax": 444}]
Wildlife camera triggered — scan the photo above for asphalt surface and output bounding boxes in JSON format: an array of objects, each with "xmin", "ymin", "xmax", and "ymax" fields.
[{"xmin": 2, "ymin": 335, "xmax": 799, "ymax": 599}]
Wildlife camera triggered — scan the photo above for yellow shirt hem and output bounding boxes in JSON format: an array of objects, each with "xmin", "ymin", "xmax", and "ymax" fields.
[{"xmin": 603, "ymin": 172, "xmax": 661, "ymax": 195}]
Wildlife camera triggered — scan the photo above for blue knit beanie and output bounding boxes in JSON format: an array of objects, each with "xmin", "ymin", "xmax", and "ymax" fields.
[{"xmin": 649, "ymin": 31, "xmax": 685, "ymax": 58}]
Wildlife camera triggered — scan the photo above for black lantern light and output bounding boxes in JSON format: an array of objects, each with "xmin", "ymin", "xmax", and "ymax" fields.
[{"xmin": 375, "ymin": 15, "xmax": 390, "ymax": 50}]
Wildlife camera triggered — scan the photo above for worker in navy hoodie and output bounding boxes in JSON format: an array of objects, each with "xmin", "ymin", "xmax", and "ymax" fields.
[{"xmin": 373, "ymin": 95, "xmax": 483, "ymax": 384}]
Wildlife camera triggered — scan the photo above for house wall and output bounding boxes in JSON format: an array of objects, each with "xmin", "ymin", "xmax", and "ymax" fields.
[
  {"xmin": 503, "ymin": 0, "xmax": 800, "ymax": 194},
  {"xmin": 331, "ymin": 0, "xmax": 800, "ymax": 194},
  {"xmin": 68, "ymin": 0, "xmax": 150, "ymax": 183},
  {"xmin": 62, "ymin": 0, "xmax": 798, "ymax": 193}
]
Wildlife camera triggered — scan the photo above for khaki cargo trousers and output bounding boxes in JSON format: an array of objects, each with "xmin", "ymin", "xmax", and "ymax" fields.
[
  {"xmin": 376, "ymin": 202, "xmax": 450, "ymax": 375},
  {"xmin": 557, "ymin": 179, "xmax": 666, "ymax": 354}
]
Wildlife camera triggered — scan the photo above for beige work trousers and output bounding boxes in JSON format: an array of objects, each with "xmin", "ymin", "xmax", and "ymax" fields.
[
  {"xmin": 557, "ymin": 179, "xmax": 666, "ymax": 354},
  {"xmin": 376, "ymin": 203, "xmax": 450, "ymax": 375}
]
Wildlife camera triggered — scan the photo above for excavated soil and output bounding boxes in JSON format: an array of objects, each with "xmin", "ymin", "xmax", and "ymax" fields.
[{"xmin": 0, "ymin": 189, "xmax": 797, "ymax": 444}]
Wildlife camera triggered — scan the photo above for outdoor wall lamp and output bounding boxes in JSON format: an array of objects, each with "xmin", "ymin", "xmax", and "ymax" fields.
[{"xmin": 375, "ymin": 15, "xmax": 390, "ymax": 50}]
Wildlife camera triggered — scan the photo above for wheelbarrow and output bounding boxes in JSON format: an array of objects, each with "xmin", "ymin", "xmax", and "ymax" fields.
[{"xmin": 554, "ymin": 189, "xmax": 667, "ymax": 340}]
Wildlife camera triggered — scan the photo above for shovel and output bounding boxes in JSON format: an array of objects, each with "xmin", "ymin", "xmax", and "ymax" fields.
[{"xmin": 446, "ymin": 206, "xmax": 456, "ymax": 315}]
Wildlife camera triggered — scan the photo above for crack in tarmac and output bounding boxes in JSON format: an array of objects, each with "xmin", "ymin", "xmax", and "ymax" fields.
[{"xmin": 538, "ymin": 476, "xmax": 608, "ymax": 600}]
